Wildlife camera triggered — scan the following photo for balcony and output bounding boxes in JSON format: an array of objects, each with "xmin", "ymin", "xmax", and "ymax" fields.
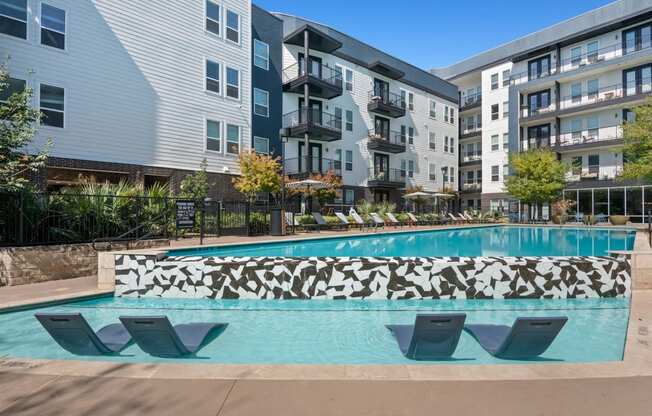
[
  {"xmin": 460, "ymin": 154, "xmax": 482, "ymax": 166},
  {"xmin": 284, "ymin": 156, "xmax": 341, "ymax": 179},
  {"xmin": 282, "ymin": 63, "xmax": 343, "ymax": 99},
  {"xmin": 460, "ymin": 126, "xmax": 482, "ymax": 139},
  {"xmin": 367, "ymin": 168, "xmax": 405, "ymax": 188},
  {"xmin": 460, "ymin": 93, "xmax": 482, "ymax": 111},
  {"xmin": 556, "ymin": 131, "xmax": 624, "ymax": 152},
  {"xmin": 282, "ymin": 107, "xmax": 342, "ymax": 142},
  {"xmin": 510, "ymin": 42, "xmax": 652, "ymax": 86},
  {"xmin": 460, "ymin": 183, "xmax": 482, "ymax": 193},
  {"xmin": 520, "ymin": 104, "xmax": 556, "ymax": 120},
  {"xmin": 366, "ymin": 129, "xmax": 406, "ymax": 153},
  {"xmin": 558, "ymin": 80, "xmax": 652, "ymax": 115},
  {"xmin": 367, "ymin": 90, "xmax": 406, "ymax": 118}
]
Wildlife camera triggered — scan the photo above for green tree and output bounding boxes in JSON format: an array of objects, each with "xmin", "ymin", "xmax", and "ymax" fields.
[
  {"xmin": 0, "ymin": 65, "xmax": 50, "ymax": 191},
  {"xmin": 233, "ymin": 151, "xmax": 282, "ymax": 201},
  {"xmin": 180, "ymin": 158, "xmax": 210, "ymax": 201},
  {"xmin": 620, "ymin": 98, "xmax": 652, "ymax": 182},
  {"xmin": 505, "ymin": 149, "xmax": 568, "ymax": 219}
]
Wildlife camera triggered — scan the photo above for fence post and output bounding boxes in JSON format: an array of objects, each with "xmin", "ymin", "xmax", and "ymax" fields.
[
  {"xmin": 246, "ymin": 201, "xmax": 251, "ymax": 236},
  {"xmin": 200, "ymin": 199, "xmax": 205, "ymax": 246},
  {"xmin": 17, "ymin": 192, "xmax": 24, "ymax": 245},
  {"xmin": 648, "ymin": 209, "xmax": 651, "ymax": 248},
  {"xmin": 164, "ymin": 197, "xmax": 169, "ymax": 240},
  {"xmin": 217, "ymin": 201, "xmax": 222, "ymax": 237}
]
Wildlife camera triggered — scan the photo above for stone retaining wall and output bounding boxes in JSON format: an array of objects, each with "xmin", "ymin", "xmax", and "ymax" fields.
[{"xmin": 0, "ymin": 240, "xmax": 169, "ymax": 287}]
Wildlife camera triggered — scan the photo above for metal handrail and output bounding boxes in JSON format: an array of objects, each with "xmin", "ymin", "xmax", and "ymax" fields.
[
  {"xmin": 367, "ymin": 128, "xmax": 405, "ymax": 145},
  {"xmin": 282, "ymin": 107, "xmax": 342, "ymax": 131},
  {"xmin": 367, "ymin": 89, "xmax": 405, "ymax": 108},
  {"xmin": 283, "ymin": 156, "xmax": 342, "ymax": 176},
  {"xmin": 281, "ymin": 62, "xmax": 343, "ymax": 88},
  {"xmin": 368, "ymin": 168, "xmax": 406, "ymax": 183}
]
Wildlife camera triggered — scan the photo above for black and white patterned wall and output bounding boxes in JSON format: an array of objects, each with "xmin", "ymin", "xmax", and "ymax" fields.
[{"xmin": 113, "ymin": 254, "xmax": 631, "ymax": 299}]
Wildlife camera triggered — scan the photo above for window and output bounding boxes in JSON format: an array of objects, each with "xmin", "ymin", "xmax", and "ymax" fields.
[
  {"xmin": 254, "ymin": 39, "xmax": 269, "ymax": 70},
  {"xmin": 0, "ymin": 77, "xmax": 25, "ymax": 103},
  {"xmin": 570, "ymin": 46, "xmax": 582, "ymax": 66},
  {"xmin": 588, "ymin": 154, "xmax": 600, "ymax": 173},
  {"xmin": 0, "ymin": 0, "xmax": 27, "ymax": 39},
  {"xmin": 465, "ymin": 115, "xmax": 475, "ymax": 131},
  {"xmin": 624, "ymin": 64, "xmax": 652, "ymax": 96},
  {"xmin": 466, "ymin": 170, "xmax": 474, "ymax": 184},
  {"xmin": 450, "ymin": 167, "xmax": 455, "ymax": 183},
  {"xmin": 587, "ymin": 115, "xmax": 599, "ymax": 140},
  {"xmin": 344, "ymin": 69, "xmax": 353, "ymax": 91},
  {"xmin": 253, "ymin": 88, "xmax": 269, "ymax": 117},
  {"xmin": 408, "ymin": 160, "xmax": 414, "ymax": 178},
  {"xmin": 345, "ymin": 110, "xmax": 353, "ymax": 131},
  {"xmin": 429, "ymin": 99, "xmax": 436, "ymax": 118},
  {"xmin": 444, "ymin": 136, "xmax": 449, "ymax": 153},
  {"xmin": 623, "ymin": 23, "xmax": 652, "ymax": 55},
  {"xmin": 449, "ymin": 108, "xmax": 455, "ymax": 125},
  {"xmin": 408, "ymin": 126, "xmax": 414, "ymax": 145},
  {"xmin": 225, "ymin": 9, "xmax": 240, "ymax": 43},
  {"xmin": 587, "ymin": 41, "xmax": 599, "ymax": 63},
  {"xmin": 527, "ymin": 90, "xmax": 550, "ymax": 114},
  {"xmin": 491, "ymin": 135, "xmax": 499, "ymax": 151},
  {"xmin": 205, "ymin": 0, "xmax": 220, "ymax": 35},
  {"xmin": 502, "ymin": 100, "xmax": 509, "ymax": 118},
  {"xmin": 429, "ymin": 132, "xmax": 436, "ymax": 150},
  {"xmin": 334, "ymin": 107, "xmax": 342, "ymax": 130},
  {"xmin": 502, "ymin": 69, "xmax": 510, "ymax": 86},
  {"xmin": 491, "ymin": 104, "xmax": 499, "ymax": 120},
  {"xmin": 449, "ymin": 137, "xmax": 455, "ymax": 154},
  {"xmin": 408, "ymin": 91, "xmax": 414, "ymax": 111},
  {"xmin": 226, "ymin": 67, "xmax": 240, "ymax": 99},
  {"xmin": 40, "ymin": 3, "xmax": 65, "ymax": 49},
  {"xmin": 587, "ymin": 79, "xmax": 599, "ymax": 101},
  {"xmin": 623, "ymin": 108, "xmax": 636, "ymax": 123},
  {"xmin": 253, "ymin": 136, "xmax": 269, "ymax": 154},
  {"xmin": 400, "ymin": 125, "xmax": 407, "ymax": 144},
  {"xmin": 334, "ymin": 149, "xmax": 342, "ymax": 170},
  {"xmin": 503, "ymin": 164, "xmax": 509, "ymax": 180},
  {"xmin": 442, "ymin": 166, "xmax": 448, "ymax": 183},
  {"xmin": 571, "ymin": 83, "xmax": 582, "ymax": 103},
  {"xmin": 503, "ymin": 133, "xmax": 509, "ymax": 151},
  {"xmin": 444, "ymin": 106, "xmax": 449, "ymax": 123},
  {"xmin": 571, "ymin": 119, "xmax": 583, "ymax": 141},
  {"xmin": 226, "ymin": 124, "xmax": 240, "ymax": 154},
  {"xmin": 429, "ymin": 163, "xmax": 437, "ymax": 181},
  {"xmin": 400, "ymin": 90, "xmax": 407, "ymax": 110},
  {"xmin": 345, "ymin": 150, "xmax": 353, "ymax": 171},
  {"xmin": 571, "ymin": 156, "xmax": 582, "ymax": 175},
  {"xmin": 491, "ymin": 166, "xmax": 499, "ymax": 182},
  {"xmin": 206, "ymin": 60, "xmax": 220, "ymax": 93},
  {"xmin": 528, "ymin": 55, "xmax": 551, "ymax": 80},
  {"xmin": 39, "ymin": 84, "xmax": 64, "ymax": 128},
  {"xmin": 206, "ymin": 120, "xmax": 221, "ymax": 152},
  {"xmin": 344, "ymin": 189, "xmax": 355, "ymax": 204},
  {"xmin": 491, "ymin": 73, "xmax": 499, "ymax": 90}
]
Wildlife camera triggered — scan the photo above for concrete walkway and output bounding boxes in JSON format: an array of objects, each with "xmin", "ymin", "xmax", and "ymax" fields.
[{"xmin": 0, "ymin": 276, "xmax": 108, "ymax": 310}]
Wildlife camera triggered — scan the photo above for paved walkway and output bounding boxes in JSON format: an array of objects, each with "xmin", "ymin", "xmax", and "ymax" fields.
[{"xmin": 0, "ymin": 276, "xmax": 108, "ymax": 310}]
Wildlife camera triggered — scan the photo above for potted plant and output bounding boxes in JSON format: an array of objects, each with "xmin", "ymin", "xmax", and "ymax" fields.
[
  {"xmin": 583, "ymin": 215, "xmax": 598, "ymax": 226},
  {"xmin": 609, "ymin": 215, "xmax": 629, "ymax": 226},
  {"xmin": 551, "ymin": 199, "xmax": 575, "ymax": 225}
]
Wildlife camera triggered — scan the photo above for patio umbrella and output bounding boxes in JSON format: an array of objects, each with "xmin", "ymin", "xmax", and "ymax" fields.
[{"xmin": 286, "ymin": 179, "xmax": 328, "ymax": 213}]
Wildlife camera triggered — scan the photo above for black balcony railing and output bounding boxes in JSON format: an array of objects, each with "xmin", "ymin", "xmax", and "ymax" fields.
[
  {"xmin": 367, "ymin": 128, "xmax": 405, "ymax": 146},
  {"xmin": 283, "ymin": 156, "xmax": 342, "ymax": 176},
  {"xmin": 368, "ymin": 168, "xmax": 405, "ymax": 184},
  {"xmin": 368, "ymin": 89, "xmax": 405, "ymax": 109},
  {"xmin": 281, "ymin": 62, "xmax": 343, "ymax": 89},
  {"xmin": 282, "ymin": 107, "xmax": 341, "ymax": 132}
]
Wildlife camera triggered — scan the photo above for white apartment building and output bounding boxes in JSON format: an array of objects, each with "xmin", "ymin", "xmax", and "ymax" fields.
[
  {"xmin": 274, "ymin": 14, "xmax": 459, "ymax": 207},
  {"xmin": 1, "ymin": 0, "xmax": 252, "ymax": 196},
  {"xmin": 433, "ymin": 0, "xmax": 652, "ymax": 221}
]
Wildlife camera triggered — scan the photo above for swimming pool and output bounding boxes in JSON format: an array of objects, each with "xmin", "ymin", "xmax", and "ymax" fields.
[
  {"xmin": 168, "ymin": 226, "xmax": 636, "ymax": 258},
  {"xmin": 0, "ymin": 296, "xmax": 630, "ymax": 365}
]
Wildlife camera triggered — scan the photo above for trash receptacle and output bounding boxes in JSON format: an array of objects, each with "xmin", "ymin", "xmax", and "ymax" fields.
[{"xmin": 270, "ymin": 208, "xmax": 283, "ymax": 236}]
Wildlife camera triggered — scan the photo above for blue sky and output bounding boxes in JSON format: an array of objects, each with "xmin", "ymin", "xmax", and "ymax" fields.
[{"xmin": 255, "ymin": 0, "xmax": 615, "ymax": 69}]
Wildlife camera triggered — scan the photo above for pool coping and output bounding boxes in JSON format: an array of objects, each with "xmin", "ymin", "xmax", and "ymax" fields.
[{"xmin": 0, "ymin": 289, "xmax": 650, "ymax": 382}]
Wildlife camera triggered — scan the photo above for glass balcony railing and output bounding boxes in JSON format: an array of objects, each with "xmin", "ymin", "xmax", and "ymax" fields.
[{"xmin": 461, "ymin": 92, "xmax": 482, "ymax": 107}]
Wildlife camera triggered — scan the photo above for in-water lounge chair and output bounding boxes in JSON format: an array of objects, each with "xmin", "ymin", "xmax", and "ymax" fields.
[
  {"xmin": 464, "ymin": 317, "xmax": 567, "ymax": 359},
  {"xmin": 386, "ymin": 314, "xmax": 466, "ymax": 360},
  {"xmin": 35, "ymin": 313, "xmax": 132, "ymax": 356},
  {"xmin": 119, "ymin": 316, "xmax": 227, "ymax": 357}
]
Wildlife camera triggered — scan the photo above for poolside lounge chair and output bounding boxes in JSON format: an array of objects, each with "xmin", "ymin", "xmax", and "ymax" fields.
[
  {"xmin": 35, "ymin": 313, "xmax": 132, "ymax": 356},
  {"xmin": 285, "ymin": 212, "xmax": 319, "ymax": 233},
  {"xmin": 406, "ymin": 212, "xmax": 424, "ymax": 226},
  {"xmin": 370, "ymin": 213, "xmax": 386, "ymax": 229},
  {"xmin": 386, "ymin": 314, "xmax": 466, "ymax": 360},
  {"xmin": 119, "ymin": 316, "xmax": 227, "ymax": 358},
  {"xmin": 349, "ymin": 209, "xmax": 374, "ymax": 231},
  {"xmin": 448, "ymin": 213, "xmax": 464, "ymax": 224},
  {"xmin": 335, "ymin": 212, "xmax": 360, "ymax": 230},
  {"xmin": 464, "ymin": 317, "xmax": 567, "ymax": 359},
  {"xmin": 284, "ymin": 212, "xmax": 297, "ymax": 234},
  {"xmin": 385, "ymin": 213, "xmax": 405, "ymax": 227},
  {"xmin": 312, "ymin": 212, "xmax": 346, "ymax": 231}
]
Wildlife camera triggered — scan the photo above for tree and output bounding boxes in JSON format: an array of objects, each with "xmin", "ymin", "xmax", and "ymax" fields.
[
  {"xmin": 285, "ymin": 171, "xmax": 342, "ymax": 209},
  {"xmin": 0, "ymin": 65, "xmax": 50, "ymax": 191},
  {"xmin": 620, "ymin": 98, "xmax": 652, "ymax": 182},
  {"xmin": 180, "ymin": 158, "xmax": 210, "ymax": 201},
  {"xmin": 505, "ymin": 149, "xmax": 568, "ymax": 219},
  {"xmin": 233, "ymin": 151, "xmax": 282, "ymax": 201}
]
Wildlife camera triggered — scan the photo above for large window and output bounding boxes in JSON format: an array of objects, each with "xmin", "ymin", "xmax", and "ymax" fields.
[
  {"xmin": 40, "ymin": 3, "xmax": 65, "ymax": 49},
  {"xmin": 226, "ymin": 67, "xmax": 240, "ymax": 99},
  {"xmin": 0, "ymin": 0, "xmax": 27, "ymax": 39},
  {"xmin": 571, "ymin": 156, "xmax": 582, "ymax": 175},
  {"xmin": 570, "ymin": 46, "xmax": 582, "ymax": 66},
  {"xmin": 587, "ymin": 116, "xmax": 599, "ymax": 139},
  {"xmin": 626, "ymin": 187, "xmax": 643, "ymax": 218},
  {"xmin": 225, "ymin": 9, "xmax": 240, "ymax": 43},
  {"xmin": 226, "ymin": 124, "xmax": 240, "ymax": 154},
  {"xmin": 206, "ymin": 60, "xmax": 220, "ymax": 93},
  {"xmin": 345, "ymin": 110, "xmax": 353, "ymax": 132},
  {"xmin": 0, "ymin": 77, "xmax": 25, "ymax": 103},
  {"xmin": 253, "ymin": 88, "xmax": 269, "ymax": 117},
  {"xmin": 344, "ymin": 69, "xmax": 353, "ymax": 91},
  {"xmin": 587, "ymin": 41, "xmax": 599, "ymax": 63},
  {"xmin": 502, "ymin": 69, "xmax": 510, "ymax": 87},
  {"xmin": 491, "ymin": 73, "xmax": 498, "ymax": 90},
  {"xmin": 587, "ymin": 79, "xmax": 599, "ymax": 101},
  {"xmin": 206, "ymin": 119, "xmax": 221, "ymax": 152},
  {"xmin": 623, "ymin": 23, "xmax": 652, "ymax": 54},
  {"xmin": 491, "ymin": 104, "xmax": 499, "ymax": 120},
  {"xmin": 491, "ymin": 135, "xmax": 499, "ymax": 151},
  {"xmin": 527, "ymin": 124, "xmax": 550, "ymax": 149},
  {"xmin": 254, "ymin": 39, "xmax": 269, "ymax": 70},
  {"xmin": 571, "ymin": 119, "xmax": 583, "ymax": 141},
  {"xmin": 624, "ymin": 64, "xmax": 652, "ymax": 97},
  {"xmin": 205, "ymin": 0, "xmax": 220, "ymax": 35},
  {"xmin": 428, "ymin": 132, "xmax": 436, "ymax": 151},
  {"xmin": 594, "ymin": 189, "xmax": 609, "ymax": 216},
  {"xmin": 253, "ymin": 136, "xmax": 269, "ymax": 154},
  {"xmin": 39, "ymin": 84, "xmax": 64, "ymax": 128},
  {"xmin": 502, "ymin": 101, "xmax": 509, "ymax": 118},
  {"xmin": 491, "ymin": 166, "xmax": 499, "ymax": 182},
  {"xmin": 528, "ymin": 90, "xmax": 550, "ymax": 114},
  {"xmin": 588, "ymin": 154, "xmax": 600, "ymax": 175},
  {"xmin": 571, "ymin": 83, "xmax": 582, "ymax": 103},
  {"xmin": 528, "ymin": 55, "xmax": 551, "ymax": 80}
]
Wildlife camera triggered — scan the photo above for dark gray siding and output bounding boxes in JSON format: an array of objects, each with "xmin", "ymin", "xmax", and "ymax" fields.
[{"xmin": 252, "ymin": 4, "xmax": 283, "ymax": 157}]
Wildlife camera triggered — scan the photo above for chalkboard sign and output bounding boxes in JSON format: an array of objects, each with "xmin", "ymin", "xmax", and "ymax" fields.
[{"xmin": 176, "ymin": 200, "xmax": 196, "ymax": 229}]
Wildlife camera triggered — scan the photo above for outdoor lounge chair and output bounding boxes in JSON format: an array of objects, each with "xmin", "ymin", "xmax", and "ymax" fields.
[
  {"xmin": 312, "ymin": 212, "xmax": 346, "ymax": 231},
  {"xmin": 406, "ymin": 212, "xmax": 422, "ymax": 226},
  {"xmin": 35, "ymin": 313, "xmax": 132, "ymax": 356},
  {"xmin": 386, "ymin": 314, "xmax": 466, "ymax": 360},
  {"xmin": 464, "ymin": 317, "xmax": 567, "ymax": 359},
  {"xmin": 448, "ymin": 213, "xmax": 464, "ymax": 224},
  {"xmin": 119, "ymin": 316, "xmax": 227, "ymax": 357},
  {"xmin": 335, "ymin": 212, "xmax": 360, "ymax": 229},
  {"xmin": 385, "ymin": 213, "xmax": 405, "ymax": 227},
  {"xmin": 370, "ymin": 213, "xmax": 386, "ymax": 228},
  {"xmin": 285, "ymin": 212, "xmax": 319, "ymax": 233},
  {"xmin": 349, "ymin": 209, "xmax": 374, "ymax": 231}
]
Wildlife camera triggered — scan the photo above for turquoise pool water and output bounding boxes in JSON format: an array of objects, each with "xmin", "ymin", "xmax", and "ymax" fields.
[
  {"xmin": 0, "ymin": 297, "xmax": 629, "ymax": 364},
  {"xmin": 168, "ymin": 226, "xmax": 636, "ymax": 258}
]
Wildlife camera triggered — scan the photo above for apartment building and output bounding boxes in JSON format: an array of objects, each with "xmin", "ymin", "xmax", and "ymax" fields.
[
  {"xmin": 2, "ymin": 0, "xmax": 253, "ymax": 197},
  {"xmin": 433, "ymin": 0, "xmax": 652, "ymax": 221},
  {"xmin": 274, "ymin": 14, "xmax": 459, "ymax": 206}
]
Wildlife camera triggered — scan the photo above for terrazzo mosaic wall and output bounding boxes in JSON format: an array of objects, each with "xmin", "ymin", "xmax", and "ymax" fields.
[{"xmin": 114, "ymin": 255, "xmax": 631, "ymax": 299}]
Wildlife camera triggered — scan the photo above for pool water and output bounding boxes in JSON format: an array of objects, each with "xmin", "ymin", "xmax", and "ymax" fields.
[
  {"xmin": 168, "ymin": 226, "xmax": 636, "ymax": 258},
  {"xmin": 0, "ymin": 297, "xmax": 630, "ymax": 365}
]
